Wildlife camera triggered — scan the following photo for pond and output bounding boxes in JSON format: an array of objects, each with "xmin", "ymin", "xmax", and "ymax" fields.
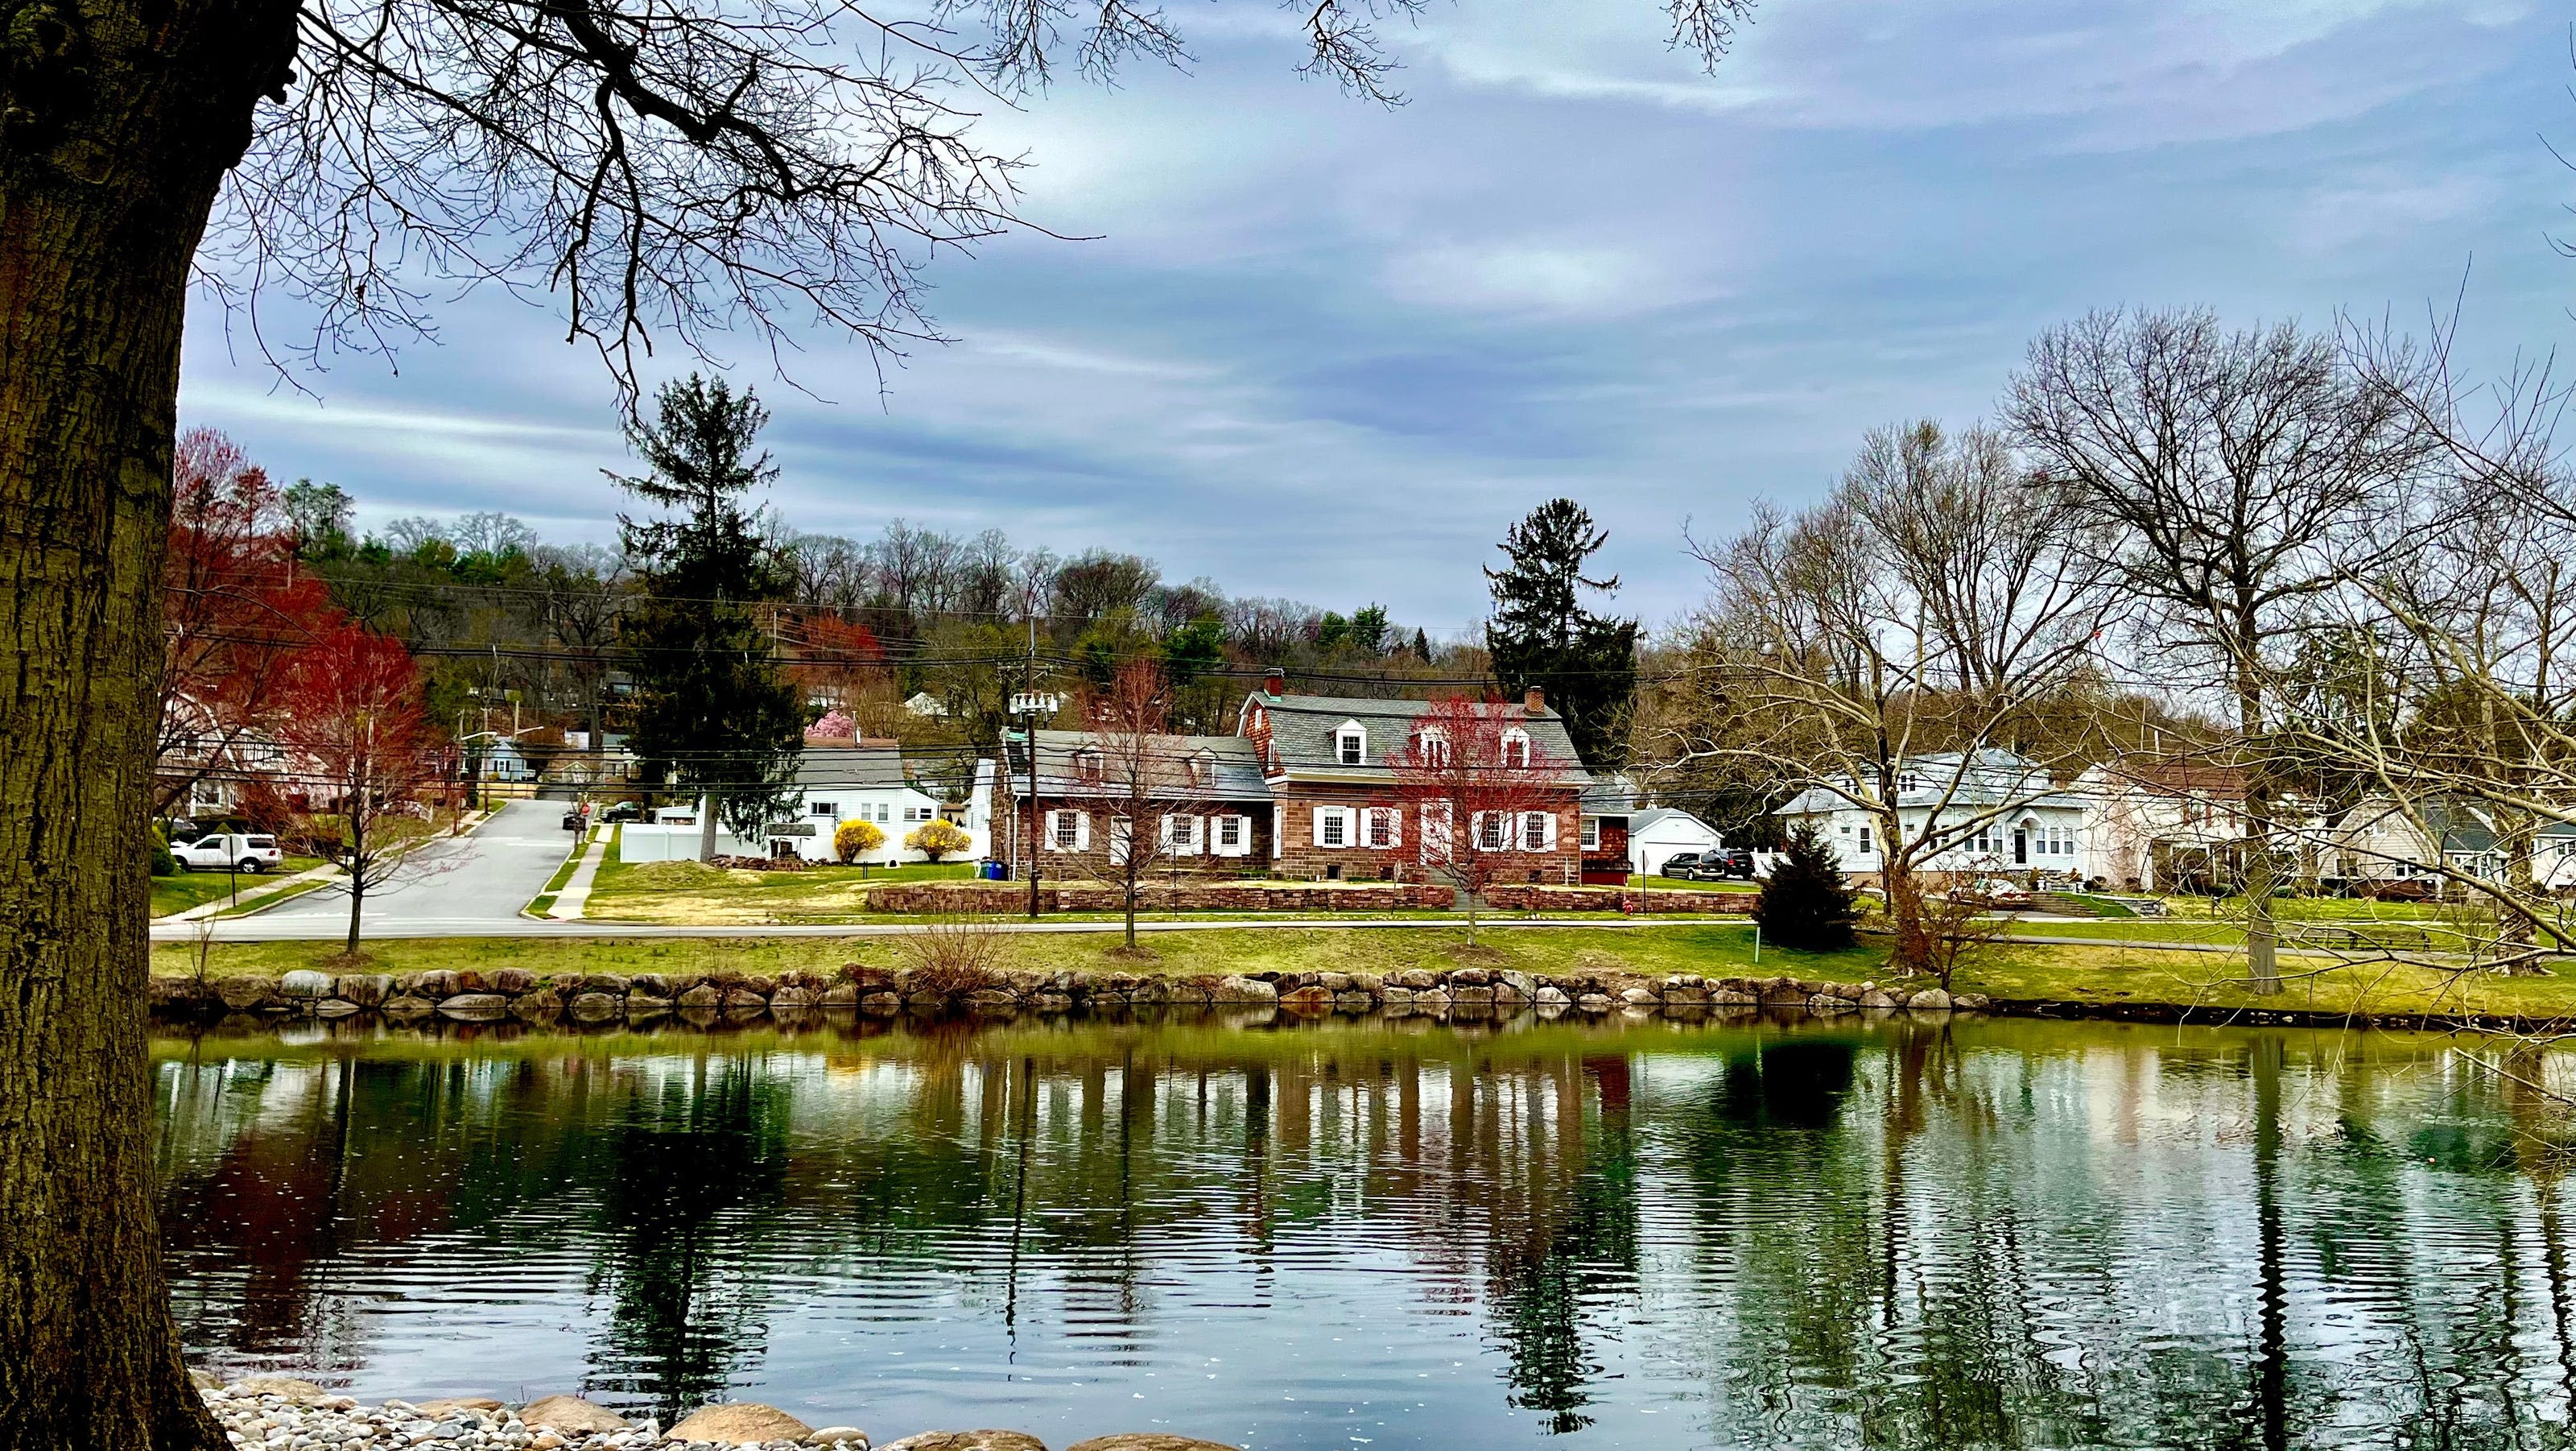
[{"xmin": 155, "ymin": 1011, "xmax": 2576, "ymax": 1450}]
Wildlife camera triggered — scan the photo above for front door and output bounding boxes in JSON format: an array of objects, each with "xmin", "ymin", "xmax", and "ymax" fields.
[{"xmin": 2013, "ymin": 829, "xmax": 2028, "ymax": 865}]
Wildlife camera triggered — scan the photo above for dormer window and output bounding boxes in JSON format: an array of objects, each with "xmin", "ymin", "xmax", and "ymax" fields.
[
  {"xmin": 1335, "ymin": 722, "xmax": 1366, "ymax": 765},
  {"xmin": 1412, "ymin": 726, "xmax": 1449, "ymax": 768},
  {"xmin": 1072, "ymin": 749, "xmax": 1103, "ymax": 785},
  {"xmin": 1502, "ymin": 729, "xmax": 1531, "ymax": 769},
  {"xmin": 1188, "ymin": 750, "xmax": 1214, "ymax": 788}
]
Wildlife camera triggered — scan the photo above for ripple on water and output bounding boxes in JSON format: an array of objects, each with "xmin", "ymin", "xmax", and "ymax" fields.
[{"xmin": 155, "ymin": 1017, "xmax": 2576, "ymax": 1448}]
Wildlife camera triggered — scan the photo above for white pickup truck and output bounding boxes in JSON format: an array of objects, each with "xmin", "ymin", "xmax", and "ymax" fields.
[{"xmin": 171, "ymin": 833, "xmax": 284, "ymax": 874}]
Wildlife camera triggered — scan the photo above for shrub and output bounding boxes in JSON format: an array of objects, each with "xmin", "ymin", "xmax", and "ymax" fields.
[
  {"xmin": 1751, "ymin": 821, "xmax": 1860, "ymax": 951},
  {"xmin": 906, "ymin": 818, "xmax": 972, "ymax": 862},
  {"xmin": 834, "ymin": 816, "xmax": 886, "ymax": 864},
  {"xmin": 149, "ymin": 836, "xmax": 177, "ymax": 878},
  {"xmin": 892, "ymin": 912, "xmax": 1007, "ymax": 995}
]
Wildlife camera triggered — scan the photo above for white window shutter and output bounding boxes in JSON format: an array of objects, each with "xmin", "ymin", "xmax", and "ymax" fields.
[
  {"xmin": 1384, "ymin": 807, "xmax": 1402, "ymax": 849},
  {"xmin": 1075, "ymin": 812, "xmax": 1092, "ymax": 852},
  {"xmin": 1271, "ymin": 804, "xmax": 1283, "ymax": 858},
  {"xmin": 1538, "ymin": 812, "xmax": 1557, "ymax": 851},
  {"xmin": 1313, "ymin": 806, "xmax": 1331, "ymax": 849}
]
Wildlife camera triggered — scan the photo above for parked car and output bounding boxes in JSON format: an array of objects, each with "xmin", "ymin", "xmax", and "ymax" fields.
[
  {"xmin": 601, "ymin": 801, "xmax": 642, "ymax": 823},
  {"xmin": 171, "ymin": 832, "xmax": 283, "ymax": 874},
  {"xmin": 1948, "ymin": 877, "xmax": 2033, "ymax": 909},
  {"xmin": 1710, "ymin": 848, "xmax": 1756, "ymax": 879},
  {"xmin": 1658, "ymin": 851, "xmax": 1715, "ymax": 880}
]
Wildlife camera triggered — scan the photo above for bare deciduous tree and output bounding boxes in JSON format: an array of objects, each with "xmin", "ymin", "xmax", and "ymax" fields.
[
  {"xmin": 2007, "ymin": 308, "xmax": 2438, "ymax": 992},
  {"xmin": 1670, "ymin": 420, "xmax": 2113, "ymax": 982}
]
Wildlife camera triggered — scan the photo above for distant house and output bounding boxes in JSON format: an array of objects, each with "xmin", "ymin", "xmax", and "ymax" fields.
[
  {"xmin": 1627, "ymin": 806, "xmax": 1724, "ymax": 877},
  {"xmin": 1000, "ymin": 729, "xmax": 1274, "ymax": 878},
  {"xmin": 1777, "ymin": 750, "xmax": 2088, "ymax": 883},
  {"xmin": 2077, "ymin": 757, "xmax": 2245, "ymax": 891},
  {"xmin": 1579, "ymin": 781, "xmax": 1635, "ymax": 886},
  {"xmin": 903, "ymin": 692, "xmax": 950, "ymax": 718},
  {"xmin": 1235, "ymin": 672, "xmax": 1596, "ymax": 884},
  {"xmin": 619, "ymin": 744, "xmax": 993, "ymax": 864}
]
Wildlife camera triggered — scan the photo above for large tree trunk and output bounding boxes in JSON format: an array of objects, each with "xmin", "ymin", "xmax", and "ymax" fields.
[{"xmin": 1, "ymin": 3, "xmax": 297, "ymax": 1446}]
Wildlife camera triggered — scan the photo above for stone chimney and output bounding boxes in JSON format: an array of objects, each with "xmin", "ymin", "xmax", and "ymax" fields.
[
  {"xmin": 1264, "ymin": 667, "xmax": 1286, "ymax": 698},
  {"xmin": 1525, "ymin": 685, "xmax": 1546, "ymax": 714}
]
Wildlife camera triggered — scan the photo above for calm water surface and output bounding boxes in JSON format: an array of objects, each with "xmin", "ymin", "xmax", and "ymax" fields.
[{"xmin": 154, "ymin": 1011, "xmax": 2576, "ymax": 1449}]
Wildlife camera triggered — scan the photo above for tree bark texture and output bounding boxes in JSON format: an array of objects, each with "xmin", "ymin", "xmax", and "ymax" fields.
[{"xmin": 1, "ymin": 2, "xmax": 297, "ymax": 1446}]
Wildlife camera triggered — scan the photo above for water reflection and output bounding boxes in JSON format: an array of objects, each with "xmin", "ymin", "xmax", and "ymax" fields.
[{"xmin": 154, "ymin": 1013, "xmax": 2576, "ymax": 1449}]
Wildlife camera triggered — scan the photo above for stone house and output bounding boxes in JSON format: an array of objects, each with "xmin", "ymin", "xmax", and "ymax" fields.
[
  {"xmin": 999, "ymin": 728, "xmax": 1274, "ymax": 878},
  {"xmin": 1233, "ymin": 674, "xmax": 1595, "ymax": 883}
]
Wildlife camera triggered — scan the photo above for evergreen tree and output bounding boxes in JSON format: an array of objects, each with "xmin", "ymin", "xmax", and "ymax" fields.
[
  {"xmin": 1413, "ymin": 627, "xmax": 1434, "ymax": 661},
  {"xmin": 1484, "ymin": 498, "xmax": 1638, "ymax": 765},
  {"xmin": 1751, "ymin": 822, "xmax": 1860, "ymax": 951},
  {"xmin": 616, "ymin": 375, "xmax": 804, "ymax": 857}
]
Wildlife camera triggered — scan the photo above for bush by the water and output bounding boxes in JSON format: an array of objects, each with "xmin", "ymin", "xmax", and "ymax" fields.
[{"xmin": 1752, "ymin": 822, "xmax": 1860, "ymax": 950}]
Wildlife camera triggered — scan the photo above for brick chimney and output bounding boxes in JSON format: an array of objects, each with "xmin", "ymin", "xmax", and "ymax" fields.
[
  {"xmin": 1525, "ymin": 685, "xmax": 1546, "ymax": 714},
  {"xmin": 1264, "ymin": 667, "xmax": 1286, "ymax": 698}
]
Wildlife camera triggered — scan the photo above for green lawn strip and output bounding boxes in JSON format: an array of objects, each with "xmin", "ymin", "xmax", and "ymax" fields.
[
  {"xmin": 144, "ymin": 926, "xmax": 2576, "ymax": 1023},
  {"xmin": 1957, "ymin": 938, "xmax": 2576, "ymax": 1023},
  {"xmin": 148, "ymin": 922, "xmax": 1875, "ymax": 985},
  {"xmin": 1633, "ymin": 875, "xmax": 1760, "ymax": 894},
  {"xmin": 150, "ymin": 858, "xmax": 326, "ymax": 918},
  {"xmin": 527, "ymin": 894, "xmax": 557, "ymax": 916},
  {"xmin": 213, "ymin": 877, "xmax": 329, "ymax": 919},
  {"xmin": 538, "ymin": 845, "xmax": 588, "ymax": 897}
]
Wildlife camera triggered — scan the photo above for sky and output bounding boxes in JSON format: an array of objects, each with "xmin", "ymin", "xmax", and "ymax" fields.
[{"xmin": 177, "ymin": 0, "xmax": 2576, "ymax": 639}]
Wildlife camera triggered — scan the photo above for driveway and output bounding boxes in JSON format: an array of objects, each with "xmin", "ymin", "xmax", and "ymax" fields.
[{"xmin": 243, "ymin": 799, "xmax": 576, "ymax": 937}]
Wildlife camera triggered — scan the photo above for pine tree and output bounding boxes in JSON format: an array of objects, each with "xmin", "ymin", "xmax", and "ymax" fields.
[
  {"xmin": 1484, "ymin": 498, "xmax": 1638, "ymax": 765},
  {"xmin": 1752, "ymin": 822, "xmax": 1861, "ymax": 951},
  {"xmin": 617, "ymin": 375, "xmax": 805, "ymax": 858}
]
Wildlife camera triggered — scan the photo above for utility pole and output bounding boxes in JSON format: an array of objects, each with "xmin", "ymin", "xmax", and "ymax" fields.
[{"xmin": 1025, "ymin": 610, "xmax": 1041, "ymax": 920}]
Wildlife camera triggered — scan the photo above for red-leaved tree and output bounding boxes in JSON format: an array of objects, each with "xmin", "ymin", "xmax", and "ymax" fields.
[
  {"xmin": 160, "ymin": 428, "xmax": 342, "ymax": 816},
  {"xmin": 1385, "ymin": 696, "xmax": 1574, "ymax": 940},
  {"xmin": 278, "ymin": 624, "xmax": 454, "ymax": 953}
]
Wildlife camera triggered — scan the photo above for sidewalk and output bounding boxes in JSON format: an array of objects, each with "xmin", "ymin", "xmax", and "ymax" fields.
[{"xmin": 545, "ymin": 825, "xmax": 610, "ymax": 920}]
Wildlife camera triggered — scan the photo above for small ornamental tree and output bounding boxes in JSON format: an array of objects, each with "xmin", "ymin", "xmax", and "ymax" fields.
[
  {"xmin": 906, "ymin": 819, "xmax": 972, "ymax": 862},
  {"xmin": 278, "ymin": 624, "xmax": 456, "ymax": 954},
  {"xmin": 1385, "ymin": 695, "xmax": 1572, "ymax": 941},
  {"xmin": 1751, "ymin": 822, "xmax": 1861, "ymax": 953},
  {"xmin": 833, "ymin": 817, "xmax": 886, "ymax": 865}
]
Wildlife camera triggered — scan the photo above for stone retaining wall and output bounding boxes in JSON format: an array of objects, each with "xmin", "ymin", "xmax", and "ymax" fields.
[
  {"xmin": 149, "ymin": 961, "xmax": 1984, "ymax": 1026},
  {"xmin": 863, "ymin": 882, "xmax": 1455, "ymax": 913},
  {"xmin": 1478, "ymin": 885, "xmax": 1752, "ymax": 914}
]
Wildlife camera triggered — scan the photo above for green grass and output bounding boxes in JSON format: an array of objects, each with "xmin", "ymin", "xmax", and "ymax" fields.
[
  {"xmin": 144, "ymin": 922, "xmax": 2576, "ymax": 1025},
  {"xmin": 150, "ymin": 858, "xmax": 323, "ymax": 918},
  {"xmin": 1632, "ymin": 874, "xmax": 1760, "ymax": 894},
  {"xmin": 215, "ymin": 877, "xmax": 328, "ymax": 918},
  {"xmin": 149, "ymin": 921, "xmax": 1878, "ymax": 985}
]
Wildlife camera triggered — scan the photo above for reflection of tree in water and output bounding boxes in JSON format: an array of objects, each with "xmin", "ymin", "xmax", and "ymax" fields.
[
  {"xmin": 1484, "ymin": 1056, "xmax": 1643, "ymax": 1434},
  {"xmin": 581, "ymin": 1060, "xmax": 795, "ymax": 1424}
]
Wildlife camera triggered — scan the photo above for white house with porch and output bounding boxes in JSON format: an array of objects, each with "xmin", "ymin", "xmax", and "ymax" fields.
[
  {"xmin": 620, "ymin": 745, "xmax": 993, "ymax": 864},
  {"xmin": 1776, "ymin": 750, "xmax": 2091, "ymax": 883}
]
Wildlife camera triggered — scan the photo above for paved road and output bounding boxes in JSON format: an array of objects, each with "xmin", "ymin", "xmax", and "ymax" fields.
[{"xmin": 240, "ymin": 799, "xmax": 576, "ymax": 938}]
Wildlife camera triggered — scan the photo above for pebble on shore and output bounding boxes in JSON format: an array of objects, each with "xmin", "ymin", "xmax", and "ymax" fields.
[{"xmin": 201, "ymin": 1383, "xmax": 1244, "ymax": 1451}]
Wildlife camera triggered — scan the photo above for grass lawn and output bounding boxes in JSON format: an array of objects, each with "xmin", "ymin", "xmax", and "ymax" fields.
[
  {"xmin": 586, "ymin": 855, "xmax": 977, "ymax": 924},
  {"xmin": 1632, "ymin": 875, "xmax": 1760, "ymax": 894},
  {"xmin": 151, "ymin": 858, "xmax": 323, "ymax": 918},
  {"xmin": 144, "ymin": 920, "xmax": 2576, "ymax": 1024},
  {"xmin": 150, "ymin": 920, "xmax": 1878, "ymax": 984}
]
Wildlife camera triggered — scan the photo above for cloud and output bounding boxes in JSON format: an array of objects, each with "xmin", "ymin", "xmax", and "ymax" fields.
[{"xmin": 171, "ymin": 0, "xmax": 2576, "ymax": 629}]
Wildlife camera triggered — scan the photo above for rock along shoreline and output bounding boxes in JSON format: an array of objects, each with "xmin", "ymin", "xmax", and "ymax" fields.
[
  {"xmin": 151, "ymin": 958, "xmax": 2569, "ymax": 1037},
  {"xmin": 204, "ymin": 1375, "xmax": 1232, "ymax": 1451},
  {"xmin": 151, "ymin": 961, "xmax": 1991, "ymax": 1027}
]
